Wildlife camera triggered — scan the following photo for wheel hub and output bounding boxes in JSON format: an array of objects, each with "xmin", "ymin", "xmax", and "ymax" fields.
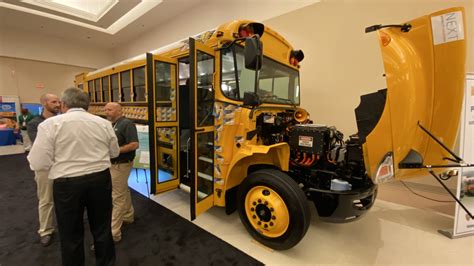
[
  {"xmin": 256, "ymin": 204, "xmax": 272, "ymax": 222},
  {"xmin": 245, "ymin": 186, "xmax": 290, "ymax": 238}
]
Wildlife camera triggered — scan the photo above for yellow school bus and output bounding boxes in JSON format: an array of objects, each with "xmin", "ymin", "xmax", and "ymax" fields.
[{"xmin": 75, "ymin": 7, "xmax": 467, "ymax": 250}]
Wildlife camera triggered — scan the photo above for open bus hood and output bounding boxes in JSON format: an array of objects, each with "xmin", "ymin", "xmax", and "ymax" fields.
[{"xmin": 358, "ymin": 7, "xmax": 467, "ymax": 182}]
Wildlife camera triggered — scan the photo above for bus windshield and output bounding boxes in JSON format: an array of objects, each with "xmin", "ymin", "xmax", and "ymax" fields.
[{"xmin": 221, "ymin": 45, "xmax": 300, "ymax": 105}]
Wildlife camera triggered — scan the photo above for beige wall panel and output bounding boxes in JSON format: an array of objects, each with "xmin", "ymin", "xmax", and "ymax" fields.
[
  {"xmin": 112, "ymin": 0, "xmax": 319, "ymax": 61},
  {"xmin": 264, "ymin": 0, "xmax": 472, "ymax": 189},
  {"xmin": 0, "ymin": 27, "xmax": 113, "ymax": 69},
  {"xmin": 265, "ymin": 0, "xmax": 472, "ymax": 136},
  {"xmin": 0, "ymin": 56, "xmax": 94, "ymax": 103}
]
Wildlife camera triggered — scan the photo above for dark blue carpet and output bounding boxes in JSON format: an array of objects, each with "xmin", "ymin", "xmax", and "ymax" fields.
[{"xmin": 0, "ymin": 154, "xmax": 262, "ymax": 266}]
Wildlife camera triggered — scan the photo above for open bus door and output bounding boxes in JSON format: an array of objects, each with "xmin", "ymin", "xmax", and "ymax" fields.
[
  {"xmin": 189, "ymin": 38, "xmax": 216, "ymax": 220},
  {"xmin": 146, "ymin": 53, "xmax": 180, "ymax": 194}
]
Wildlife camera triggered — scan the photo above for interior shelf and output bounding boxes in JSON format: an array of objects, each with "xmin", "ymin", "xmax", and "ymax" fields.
[{"xmin": 197, "ymin": 172, "xmax": 213, "ymax": 181}]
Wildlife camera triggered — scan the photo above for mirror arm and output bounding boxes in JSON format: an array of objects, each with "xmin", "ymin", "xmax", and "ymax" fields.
[
  {"xmin": 217, "ymin": 37, "xmax": 246, "ymax": 51},
  {"xmin": 254, "ymin": 52, "xmax": 260, "ymax": 95},
  {"xmin": 252, "ymin": 34, "xmax": 263, "ymax": 94},
  {"xmin": 232, "ymin": 48, "xmax": 241, "ymax": 99},
  {"xmin": 253, "ymin": 34, "xmax": 262, "ymax": 97},
  {"xmin": 217, "ymin": 34, "xmax": 261, "ymax": 51}
]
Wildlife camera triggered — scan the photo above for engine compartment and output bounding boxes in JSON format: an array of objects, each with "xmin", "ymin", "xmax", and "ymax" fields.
[
  {"xmin": 288, "ymin": 124, "xmax": 368, "ymax": 190},
  {"xmin": 254, "ymin": 110, "xmax": 376, "ymax": 221}
]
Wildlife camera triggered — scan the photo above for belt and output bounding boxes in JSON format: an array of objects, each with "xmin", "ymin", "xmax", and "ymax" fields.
[
  {"xmin": 111, "ymin": 159, "xmax": 133, "ymax": 164},
  {"xmin": 54, "ymin": 169, "xmax": 109, "ymax": 183}
]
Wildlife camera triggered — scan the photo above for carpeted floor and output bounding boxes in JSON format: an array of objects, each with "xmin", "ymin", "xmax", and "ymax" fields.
[{"xmin": 0, "ymin": 154, "xmax": 262, "ymax": 266}]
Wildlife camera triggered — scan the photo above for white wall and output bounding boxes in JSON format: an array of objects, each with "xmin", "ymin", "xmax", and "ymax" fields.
[
  {"xmin": 112, "ymin": 0, "xmax": 319, "ymax": 61},
  {"xmin": 265, "ymin": 0, "xmax": 473, "ymax": 136},
  {"xmin": 0, "ymin": 56, "xmax": 95, "ymax": 103},
  {"xmin": 0, "ymin": 0, "xmax": 319, "ymax": 101},
  {"xmin": 264, "ymin": 0, "xmax": 473, "ymax": 189},
  {"xmin": 0, "ymin": 26, "xmax": 113, "ymax": 69}
]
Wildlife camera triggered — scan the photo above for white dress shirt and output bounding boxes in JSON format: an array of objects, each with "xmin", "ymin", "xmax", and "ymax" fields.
[{"xmin": 27, "ymin": 108, "xmax": 120, "ymax": 179}]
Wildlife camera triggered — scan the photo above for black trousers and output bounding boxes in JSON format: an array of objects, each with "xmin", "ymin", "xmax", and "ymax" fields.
[{"xmin": 53, "ymin": 169, "xmax": 115, "ymax": 266}]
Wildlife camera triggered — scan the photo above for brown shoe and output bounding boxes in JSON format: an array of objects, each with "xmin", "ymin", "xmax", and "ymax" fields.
[{"xmin": 40, "ymin": 234, "xmax": 53, "ymax": 247}]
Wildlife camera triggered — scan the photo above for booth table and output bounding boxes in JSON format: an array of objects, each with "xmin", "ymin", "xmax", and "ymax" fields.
[{"xmin": 0, "ymin": 129, "xmax": 16, "ymax": 146}]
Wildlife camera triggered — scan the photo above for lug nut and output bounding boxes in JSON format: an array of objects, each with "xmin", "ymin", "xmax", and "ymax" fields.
[
  {"xmin": 258, "ymin": 199, "xmax": 262, "ymax": 203},
  {"xmin": 257, "ymin": 221, "xmax": 261, "ymax": 225},
  {"xmin": 250, "ymin": 207, "xmax": 255, "ymax": 212},
  {"xmin": 252, "ymin": 201, "xmax": 256, "ymax": 206},
  {"xmin": 264, "ymin": 224, "xmax": 268, "ymax": 228},
  {"xmin": 272, "ymin": 215, "xmax": 276, "ymax": 220},
  {"xmin": 270, "ymin": 222, "xmax": 274, "ymax": 226},
  {"xmin": 270, "ymin": 207, "xmax": 274, "ymax": 212},
  {"xmin": 264, "ymin": 201, "xmax": 268, "ymax": 205},
  {"xmin": 252, "ymin": 215, "xmax": 256, "ymax": 219}
]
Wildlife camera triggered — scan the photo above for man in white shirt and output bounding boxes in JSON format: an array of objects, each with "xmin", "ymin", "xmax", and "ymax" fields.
[{"xmin": 28, "ymin": 87, "xmax": 120, "ymax": 266}]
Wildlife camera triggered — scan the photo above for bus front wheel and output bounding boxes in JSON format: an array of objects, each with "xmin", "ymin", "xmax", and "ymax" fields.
[{"xmin": 236, "ymin": 169, "xmax": 311, "ymax": 250}]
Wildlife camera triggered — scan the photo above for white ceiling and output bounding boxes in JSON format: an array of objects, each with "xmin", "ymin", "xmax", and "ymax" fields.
[
  {"xmin": 0, "ymin": 0, "xmax": 204, "ymax": 49},
  {"xmin": 22, "ymin": 0, "xmax": 119, "ymax": 22}
]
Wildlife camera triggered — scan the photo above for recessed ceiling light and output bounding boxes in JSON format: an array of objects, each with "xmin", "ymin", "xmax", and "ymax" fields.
[
  {"xmin": 21, "ymin": 0, "xmax": 118, "ymax": 22},
  {"xmin": 51, "ymin": 0, "xmax": 114, "ymax": 15},
  {"xmin": 1, "ymin": 1, "xmax": 163, "ymax": 35}
]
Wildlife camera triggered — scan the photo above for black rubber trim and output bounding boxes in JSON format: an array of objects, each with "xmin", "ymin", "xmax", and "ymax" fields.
[
  {"xmin": 146, "ymin": 53, "xmax": 157, "ymax": 194},
  {"xmin": 399, "ymin": 149, "xmax": 423, "ymax": 169},
  {"xmin": 189, "ymin": 38, "xmax": 197, "ymax": 221},
  {"xmin": 355, "ymin": 89, "xmax": 387, "ymax": 144}
]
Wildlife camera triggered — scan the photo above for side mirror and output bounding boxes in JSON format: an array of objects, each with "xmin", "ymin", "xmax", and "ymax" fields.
[
  {"xmin": 243, "ymin": 92, "xmax": 261, "ymax": 107},
  {"xmin": 244, "ymin": 35, "xmax": 263, "ymax": 71}
]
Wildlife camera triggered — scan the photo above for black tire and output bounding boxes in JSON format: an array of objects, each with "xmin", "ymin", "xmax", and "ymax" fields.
[{"xmin": 237, "ymin": 169, "xmax": 311, "ymax": 250}]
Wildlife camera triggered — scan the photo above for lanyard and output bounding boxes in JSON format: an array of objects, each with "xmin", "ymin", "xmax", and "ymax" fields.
[{"xmin": 113, "ymin": 117, "xmax": 121, "ymax": 131}]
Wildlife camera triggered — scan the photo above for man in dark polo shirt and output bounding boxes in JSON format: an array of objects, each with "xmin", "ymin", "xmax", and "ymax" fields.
[
  {"xmin": 27, "ymin": 93, "xmax": 60, "ymax": 246},
  {"xmin": 104, "ymin": 102, "xmax": 139, "ymax": 243}
]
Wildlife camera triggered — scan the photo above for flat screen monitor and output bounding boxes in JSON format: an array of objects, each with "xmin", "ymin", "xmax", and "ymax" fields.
[{"xmin": 21, "ymin": 103, "xmax": 43, "ymax": 117}]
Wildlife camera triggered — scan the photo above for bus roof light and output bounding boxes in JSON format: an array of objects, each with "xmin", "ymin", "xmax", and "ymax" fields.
[{"xmin": 290, "ymin": 50, "xmax": 304, "ymax": 66}]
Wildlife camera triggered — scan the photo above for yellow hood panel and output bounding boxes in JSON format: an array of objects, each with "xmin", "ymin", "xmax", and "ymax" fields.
[{"xmin": 364, "ymin": 7, "xmax": 467, "ymax": 180}]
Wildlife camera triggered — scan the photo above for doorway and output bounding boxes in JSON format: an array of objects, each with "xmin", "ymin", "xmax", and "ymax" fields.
[{"xmin": 178, "ymin": 57, "xmax": 191, "ymax": 187}]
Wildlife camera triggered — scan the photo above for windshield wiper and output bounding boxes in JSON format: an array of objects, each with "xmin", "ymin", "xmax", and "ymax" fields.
[{"xmin": 260, "ymin": 95, "xmax": 297, "ymax": 109}]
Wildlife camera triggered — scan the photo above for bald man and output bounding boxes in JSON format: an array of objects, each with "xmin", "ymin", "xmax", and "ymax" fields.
[
  {"xmin": 27, "ymin": 93, "xmax": 60, "ymax": 246},
  {"xmin": 104, "ymin": 102, "xmax": 138, "ymax": 243}
]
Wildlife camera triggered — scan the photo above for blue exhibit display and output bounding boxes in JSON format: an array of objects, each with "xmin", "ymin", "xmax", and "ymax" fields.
[
  {"xmin": 0, "ymin": 129, "xmax": 16, "ymax": 146},
  {"xmin": 21, "ymin": 103, "xmax": 43, "ymax": 116}
]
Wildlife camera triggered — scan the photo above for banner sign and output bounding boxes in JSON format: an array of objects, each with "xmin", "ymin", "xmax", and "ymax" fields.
[
  {"xmin": 133, "ymin": 124, "xmax": 150, "ymax": 169},
  {"xmin": 0, "ymin": 102, "xmax": 17, "ymax": 118},
  {"xmin": 452, "ymin": 73, "xmax": 474, "ymax": 237}
]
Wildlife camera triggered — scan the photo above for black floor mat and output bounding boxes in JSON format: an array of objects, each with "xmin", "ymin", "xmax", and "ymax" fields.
[{"xmin": 0, "ymin": 154, "xmax": 262, "ymax": 266}]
